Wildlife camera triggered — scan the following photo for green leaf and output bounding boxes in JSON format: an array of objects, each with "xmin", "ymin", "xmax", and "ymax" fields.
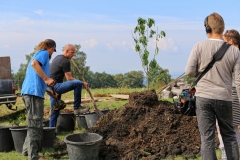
[
  {"xmin": 134, "ymin": 26, "xmax": 139, "ymax": 33},
  {"xmin": 140, "ymin": 25, "xmax": 145, "ymax": 34},
  {"xmin": 149, "ymin": 59, "xmax": 157, "ymax": 69},
  {"xmin": 155, "ymin": 47, "xmax": 159, "ymax": 55},
  {"xmin": 138, "ymin": 17, "xmax": 146, "ymax": 25},
  {"xmin": 133, "ymin": 38, "xmax": 138, "ymax": 43},
  {"xmin": 149, "ymin": 30, "xmax": 156, "ymax": 38},
  {"xmin": 142, "ymin": 50, "xmax": 149, "ymax": 66},
  {"xmin": 160, "ymin": 31, "xmax": 166, "ymax": 37},
  {"xmin": 137, "ymin": 17, "xmax": 142, "ymax": 24},
  {"xmin": 144, "ymin": 49, "xmax": 149, "ymax": 57},
  {"xmin": 139, "ymin": 36, "xmax": 147, "ymax": 48},
  {"xmin": 143, "ymin": 58, "xmax": 148, "ymax": 66},
  {"xmin": 147, "ymin": 18, "xmax": 155, "ymax": 28},
  {"xmin": 135, "ymin": 44, "xmax": 140, "ymax": 52}
]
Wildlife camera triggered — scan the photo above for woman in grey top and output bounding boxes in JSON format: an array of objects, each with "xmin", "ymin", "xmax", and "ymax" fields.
[{"xmin": 217, "ymin": 29, "xmax": 240, "ymax": 159}]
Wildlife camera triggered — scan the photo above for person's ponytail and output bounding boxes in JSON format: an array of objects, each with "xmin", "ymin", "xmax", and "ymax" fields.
[{"xmin": 35, "ymin": 39, "xmax": 56, "ymax": 53}]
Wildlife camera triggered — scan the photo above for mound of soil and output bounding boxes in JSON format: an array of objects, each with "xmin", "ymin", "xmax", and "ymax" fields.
[{"xmin": 89, "ymin": 89, "xmax": 219, "ymax": 159}]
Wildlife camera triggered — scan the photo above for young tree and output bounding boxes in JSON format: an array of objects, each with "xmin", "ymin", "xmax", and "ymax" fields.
[
  {"xmin": 148, "ymin": 64, "xmax": 172, "ymax": 89},
  {"xmin": 132, "ymin": 17, "xmax": 166, "ymax": 89}
]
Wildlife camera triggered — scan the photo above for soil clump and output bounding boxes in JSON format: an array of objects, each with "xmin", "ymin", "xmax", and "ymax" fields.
[{"xmin": 89, "ymin": 89, "xmax": 219, "ymax": 159}]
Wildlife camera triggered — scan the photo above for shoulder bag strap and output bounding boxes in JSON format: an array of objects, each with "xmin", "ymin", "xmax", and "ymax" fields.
[{"xmin": 194, "ymin": 42, "xmax": 230, "ymax": 86}]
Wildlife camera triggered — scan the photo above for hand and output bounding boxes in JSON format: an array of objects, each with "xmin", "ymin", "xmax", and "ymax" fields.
[
  {"xmin": 82, "ymin": 81, "xmax": 89, "ymax": 89},
  {"xmin": 51, "ymin": 91, "xmax": 58, "ymax": 99},
  {"xmin": 45, "ymin": 78, "xmax": 55, "ymax": 86},
  {"xmin": 46, "ymin": 88, "xmax": 58, "ymax": 98}
]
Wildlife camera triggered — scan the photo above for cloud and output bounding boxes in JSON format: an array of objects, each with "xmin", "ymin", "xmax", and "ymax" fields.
[
  {"xmin": 142, "ymin": 37, "xmax": 178, "ymax": 53},
  {"xmin": 34, "ymin": 10, "xmax": 43, "ymax": 16},
  {"xmin": 106, "ymin": 41, "xmax": 130, "ymax": 50},
  {"xmin": 159, "ymin": 38, "xmax": 178, "ymax": 51},
  {"xmin": 82, "ymin": 39, "xmax": 99, "ymax": 48},
  {"xmin": 2, "ymin": 45, "xmax": 9, "ymax": 49}
]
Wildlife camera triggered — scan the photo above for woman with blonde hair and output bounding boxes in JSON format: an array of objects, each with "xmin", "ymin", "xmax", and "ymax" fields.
[{"xmin": 217, "ymin": 29, "xmax": 240, "ymax": 160}]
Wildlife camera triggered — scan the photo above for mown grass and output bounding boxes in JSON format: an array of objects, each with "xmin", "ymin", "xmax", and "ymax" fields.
[
  {"xmin": 0, "ymin": 88, "xmax": 223, "ymax": 160},
  {"xmin": 0, "ymin": 97, "xmax": 25, "ymax": 117}
]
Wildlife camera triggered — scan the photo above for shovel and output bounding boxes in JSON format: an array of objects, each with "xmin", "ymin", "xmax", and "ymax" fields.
[{"xmin": 70, "ymin": 59, "xmax": 104, "ymax": 117}]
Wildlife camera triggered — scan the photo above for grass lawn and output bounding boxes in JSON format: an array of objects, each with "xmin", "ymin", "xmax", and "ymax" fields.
[{"xmin": 0, "ymin": 88, "xmax": 223, "ymax": 159}]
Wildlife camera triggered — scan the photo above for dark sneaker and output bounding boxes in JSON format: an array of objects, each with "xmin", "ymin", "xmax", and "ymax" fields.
[{"xmin": 74, "ymin": 106, "xmax": 90, "ymax": 114}]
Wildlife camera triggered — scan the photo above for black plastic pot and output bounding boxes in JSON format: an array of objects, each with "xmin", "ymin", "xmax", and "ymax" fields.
[
  {"xmin": 56, "ymin": 113, "xmax": 75, "ymax": 133},
  {"xmin": 84, "ymin": 109, "xmax": 109, "ymax": 128},
  {"xmin": 9, "ymin": 126, "xmax": 27, "ymax": 153},
  {"xmin": 0, "ymin": 126, "xmax": 14, "ymax": 152},
  {"xmin": 64, "ymin": 133, "xmax": 102, "ymax": 160},
  {"xmin": 42, "ymin": 119, "xmax": 49, "ymax": 127},
  {"xmin": 75, "ymin": 114, "xmax": 88, "ymax": 129},
  {"xmin": 42, "ymin": 127, "xmax": 56, "ymax": 148}
]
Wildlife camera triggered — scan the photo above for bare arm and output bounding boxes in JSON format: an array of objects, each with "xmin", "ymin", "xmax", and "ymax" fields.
[
  {"xmin": 31, "ymin": 59, "xmax": 55, "ymax": 86},
  {"xmin": 64, "ymin": 71, "xmax": 75, "ymax": 81}
]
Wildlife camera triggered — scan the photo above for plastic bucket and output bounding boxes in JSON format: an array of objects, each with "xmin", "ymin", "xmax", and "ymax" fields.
[
  {"xmin": 10, "ymin": 126, "xmax": 27, "ymax": 153},
  {"xmin": 42, "ymin": 127, "xmax": 56, "ymax": 148},
  {"xmin": 0, "ymin": 126, "xmax": 14, "ymax": 152},
  {"xmin": 56, "ymin": 113, "xmax": 75, "ymax": 133},
  {"xmin": 42, "ymin": 119, "xmax": 49, "ymax": 127},
  {"xmin": 64, "ymin": 133, "xmax": 102, "ymax": 160},
  {"xmin": 84, "ymin": 109, "xmax": 109, "ymax": 128},
  {"xmin": 75, "ymin": 115, "xmax": 88, "ymax": 129}
]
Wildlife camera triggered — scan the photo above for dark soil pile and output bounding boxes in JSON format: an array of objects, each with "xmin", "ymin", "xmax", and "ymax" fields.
[{"xmin": 89, "ymin": 89, "xmax": 219, "ymax": 159}]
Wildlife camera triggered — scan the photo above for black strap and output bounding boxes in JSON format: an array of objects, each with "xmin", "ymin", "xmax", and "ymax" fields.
[{"xmin": 194, "ymin": 42, "xmax": 230, "ymax": 86}]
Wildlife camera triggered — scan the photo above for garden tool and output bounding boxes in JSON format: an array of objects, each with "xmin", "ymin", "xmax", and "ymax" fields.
[{"xmin": 70, "ymin": 59, "xmax": 104, "ymax": 117}]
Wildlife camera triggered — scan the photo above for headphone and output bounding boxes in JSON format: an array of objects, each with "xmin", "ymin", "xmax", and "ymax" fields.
[{"xmin": 204, "ymin": 16, "xmax": 212, "ymax": 33}]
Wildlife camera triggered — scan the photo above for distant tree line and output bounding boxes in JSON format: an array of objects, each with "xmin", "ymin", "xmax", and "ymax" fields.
[{"xmin": 13, "ymin": 44, "xmax": 172, "ymax": 90}]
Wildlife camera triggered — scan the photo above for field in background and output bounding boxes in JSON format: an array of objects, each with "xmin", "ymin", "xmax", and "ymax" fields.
[{"xmin": 0, "ymin": 87, "xmax": 147, "ymax": 125}]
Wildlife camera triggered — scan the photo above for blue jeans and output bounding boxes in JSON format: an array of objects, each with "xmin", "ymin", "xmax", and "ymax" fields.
[
  {"xmin": 49, "ymin": 80, "xmax": 83, "ymax": 127},
  {"xmin": 196, "ymin": 96, "xmax": 239, "ymax": 160}
]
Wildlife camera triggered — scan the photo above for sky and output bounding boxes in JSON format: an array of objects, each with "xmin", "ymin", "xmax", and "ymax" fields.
[{"xmin": 1, "ymin": 1, "xmax": 240, "ymax": 78}]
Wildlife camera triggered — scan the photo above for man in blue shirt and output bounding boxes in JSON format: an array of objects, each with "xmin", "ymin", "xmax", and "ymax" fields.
[{"xmin": 21, "ymin": 39, "xmax": 57, "ymax": 160}]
